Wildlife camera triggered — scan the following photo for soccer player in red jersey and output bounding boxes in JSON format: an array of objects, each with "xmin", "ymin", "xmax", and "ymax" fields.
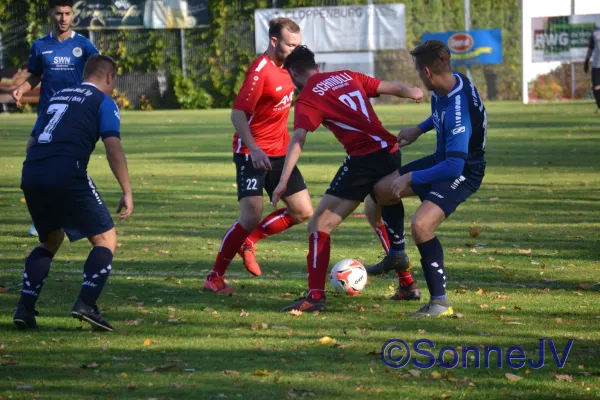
[
  {"xmin": 204, "ymin": 18, "xmax": 314, "ymax": 293},
  {"xmin": 272, "ymin": 45, "xmax": 424, "ymax": 311}
]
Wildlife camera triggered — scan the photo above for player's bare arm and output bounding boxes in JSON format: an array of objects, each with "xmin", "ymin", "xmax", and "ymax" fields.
[
  {"xmin": 104, "ymin": 137, "xmax": 133, "ymax": 220},
  {"xmin": 12, "ymin": 74, "xmax": 42, "ymax": 108},
  {"xmin": 230, "ymin": 109, "xmax": 272, "ymax": 170},
  {"xmin": 397, "ymin": 126, "xmax": 424, "ymax": 147},
  {"xmin": 271, "ymin": 128, "xmax": 308, "ymax": 208},
  {"xmin": 376, "ymin": 81, "xmax": 424, "ymax": 102}
]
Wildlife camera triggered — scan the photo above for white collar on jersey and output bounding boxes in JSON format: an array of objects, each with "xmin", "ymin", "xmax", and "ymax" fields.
[
  {"xmin": 81, "ymin": 82, "xmax": 97, "ymax": 88},
  {"xmin": 49, "ymin": 31, "xmax": 76, "ymax": 39}
]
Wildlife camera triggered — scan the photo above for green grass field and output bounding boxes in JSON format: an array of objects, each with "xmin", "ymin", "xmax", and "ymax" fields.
[{"xmin": 0, "ymin": 102, "xmax": 599, "ymax": 399}]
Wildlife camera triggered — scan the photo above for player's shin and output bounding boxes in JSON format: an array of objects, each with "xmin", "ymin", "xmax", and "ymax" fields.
[
  {"xmin": 381, "ymin": 201, "xmax": 406, "ymax": 254},
  {"xmin": 244, "ymin": 208, "xmax": 293, "ymax": 247},
  {"xmin": 417, "ymin": 237, "xmax": 448, "ymax": 302},
  {"xmin": 210, "ymin": 222, "xmax": 250, "ymax": 278},
  {"xmin": 19, "ymin": 247, "xmax": 54, "ymax": 311},
  {"xmin": 78, "ymin": 246, "xmax": 113, "ymax": 306},
  {"xmin": 307, "ymin": 231, "xmax": 330, "ymax": 300}
]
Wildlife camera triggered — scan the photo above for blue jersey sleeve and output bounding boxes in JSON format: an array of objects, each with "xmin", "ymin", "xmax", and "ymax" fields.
[
  {"xmin": 444, "ymin": 94, "xmax": 471, "ymax": 160},
  {"xmin": 417, "ymin": 116, "xmax": 434, "ymax": 133},
  {"xmin": 98, "ymin": 96, "xmax": 121, "ymax": 140},
  {"xmin": 27, "ymin": 42, "xmax": 42, "ymax": 76},
  {"xmin": 85, "ymin": 39, "xmax": 100, "ymax": 58}
]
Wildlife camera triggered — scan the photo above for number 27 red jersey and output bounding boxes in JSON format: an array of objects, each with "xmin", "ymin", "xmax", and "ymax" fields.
[{"xmin": 293, "ymin": 70, "xmax": 398, "ymax": 156}]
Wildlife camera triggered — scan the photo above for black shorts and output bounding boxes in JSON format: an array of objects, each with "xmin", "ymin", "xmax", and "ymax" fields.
[
  {"xmin": 593, "ymin": 68, "xmax": 600, "ymax": 87},
  {"xmin": 326, "ymin": 149, "xmax": 402, "ymax": 201},
  {"xmin": 21, "ymin": 174, "xmax": 114, "ymax": 243},
  {"xmin": 234, "ymin": 154, "xmax": 307, "ymax": 201},
  {"xmin": 400, "ymin": 155, "xmax": 485, "ymax": 218}
]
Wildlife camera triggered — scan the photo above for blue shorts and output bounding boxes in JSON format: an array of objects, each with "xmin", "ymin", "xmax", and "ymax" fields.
[
  {"xmin": 400, "ymin": 155, "xmax": 485, "ymax": 218},
  {"xmin": 21, "ymin": 174, "xmax": 114, "ymax": 243}
]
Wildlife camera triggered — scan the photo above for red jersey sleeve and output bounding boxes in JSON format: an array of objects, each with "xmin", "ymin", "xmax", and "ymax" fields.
[
  {"xmin": 294, "ymin": 99, "xmax": 324, "ymax": 132},
  {"xmin": 232, "ymin": 70, "xmax": 266, "ymax": 114},
  {"xmin": 352, "ymin": 71, "xmax": 381, "ymax": 98}
]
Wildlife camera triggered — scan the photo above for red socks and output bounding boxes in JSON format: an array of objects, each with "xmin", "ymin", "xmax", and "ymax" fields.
[
  {"xmin": 244, "ymin": 208, "xmax": 294, "ymax": 247},
  {"xmin": 210, "ymin": 222, "xmax": 250, "ymax": 278},
  {"xmin": 307, "ymin": 231, "xmax": 330, "ymax": 300},
  {"xmin": 375, "ymin": 224, "xmax": 414, "ymax": 287}
]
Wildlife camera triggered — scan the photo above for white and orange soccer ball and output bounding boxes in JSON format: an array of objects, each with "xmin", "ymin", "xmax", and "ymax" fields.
[{"xmin": 330, "ymin": 259, "xmax": 368, "ymax": 295}]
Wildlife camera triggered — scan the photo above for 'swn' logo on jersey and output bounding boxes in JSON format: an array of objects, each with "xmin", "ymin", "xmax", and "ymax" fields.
[{"xmin": 53, "ymin": 56, "xmax": 71, "ymax": 64}]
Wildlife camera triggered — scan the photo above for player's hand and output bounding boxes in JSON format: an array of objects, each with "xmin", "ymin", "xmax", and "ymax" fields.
[
  {"xmin": 271, "ymin": 182, "xmax": 287, "ymax": 209},
  {"xmin": 391, "ymin": 174, "xmax": 411, "ymax": 198},
  {"xmin": 251, "ymin": 148, "xmax": 272, "ymax": 170},
  {"xmin": 12, "ymin": 88, "xmax": 23, "ymax": 108},
  {"xmin": 584, "ymin": 60, "xmax": 590, "ymax": 74},
  {"xmin": 397, "ymin": 127, "xmax": 422, "ymax": 148},
  {"xmin": 411, "ymin": 88, "xmax": 424, "ymax": 103},
  {"xmin": 116, "ymin": 192, "xmax": 133, "ymax": 220}
]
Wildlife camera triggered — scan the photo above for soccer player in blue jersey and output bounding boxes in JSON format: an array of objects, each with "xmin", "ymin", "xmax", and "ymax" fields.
[
  {"xmin": 13, "ymin": 55, "xmax": 132, "ymax": 332},
  {"xmin": 369, "ymin": 40, "xmax": 487, "ymax": 318},
  {"xmin": 11, "ymin": 0, "xmax": 99, "ymax": 236}
]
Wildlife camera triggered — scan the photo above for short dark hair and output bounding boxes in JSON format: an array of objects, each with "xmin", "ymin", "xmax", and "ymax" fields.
[
  {"xmin": 283, "ymin": 45, "xmax": 317, "ymax": 74},
  {"xmin": 49, "ymin": 0, "xmax": 74, "ymax": 8},
  {"xmin": 410, "ymin": 40, "xmax": 452, "ymax": 73},
  {"xmin": 83, "ymin": 54, "xmax": 117, "ymax": 80},
  {"xmin": 269, "ymin": 17, "xmax": 300, "ymax": 39}
]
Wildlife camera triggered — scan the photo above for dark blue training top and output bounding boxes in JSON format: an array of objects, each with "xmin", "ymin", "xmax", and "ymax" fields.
[
  {"xmin": 28, "ymin": 31, "xmax": 99, "ymax": 110},
  {"xmin": 413, "ymin": 72, "xmax": 487, "ymax": 184},
  {"xmin": 24, "ymin": 83, "xmax": 120, "ymax": 185}
]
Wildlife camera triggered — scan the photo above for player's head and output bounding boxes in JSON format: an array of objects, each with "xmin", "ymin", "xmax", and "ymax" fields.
[
  {"xmin": 268, "ymin": 17, "xmax": 302, "ymax": 65},
  {"xmin": 283, "ymin": 45, "xmax": 319, "ymax": 91},
  {"xmin": 410, "ymin": 40, "xmax": 452, "ymax": 91},
  {"xmin": 83, "ymin": 55, "xmax": 117, "ymax": 95},
  {"xmin": 48, "ymin": 0, "xmax": 74, "ymax": 34}
]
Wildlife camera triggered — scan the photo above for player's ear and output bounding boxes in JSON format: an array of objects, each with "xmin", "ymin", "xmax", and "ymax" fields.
[{"xmin": 270, "ymin": 36, "xmax": 278, "ymax": 49}]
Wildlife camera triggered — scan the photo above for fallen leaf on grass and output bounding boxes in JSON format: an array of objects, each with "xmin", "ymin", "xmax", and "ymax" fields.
[
  {"xmin": 81, "ymin": 362, "xmax": 99, "ymax": 369},
  {"xmin": 254, "ymin": 369, "xmax": 270, "ymax": 376},
  {"xmin": 223, "ymin": 370, "xmax": 240, "ymax": 375},
  {"xmin": 505, "ymin": 373, "xmax": 523, "ymax": 381},
  {"xmin": 126, "ymin": 382, "xmax": 138, "ymax": 390},
  {"xmin": 431, "ymin": 371, "xmax": 442, "ymax": 379},
  {"xmin": 408, "ymin": 369, "xmax": 422, "ymax": 377},
  {"xmin": 144, "ymin": 364, "xmax": 176, "ymax": 372},
  {"xmin": 126, "ymin": 319, "xmax": 143, "ymax": 326},
  {"xmin": 480, "ymin": 304, "xmax": 489, "ymax": 309},
  {"xmin": 518, "ymin": 249, "xmax": 532, "ymax": 255},
  {"xmin": 143, "ymin": 339, "xmax": 152, "ymax": 346},
  {"xmin": 573, "ymin": 291, "xmax": 584, "ymax": 296},
  {"xmin": 319, "ymin": 336, "xmax": 335, "ymax": 345},
  {"xmin": 112, "ymin": 356, "xmax": 131, "ymax": 361},
  {"xmin": 506, "ymin": 322, "xmax": 523, "ymax": 325},
  {"xmin": 271, "ymin": 325, "xmax": 291, "ymax": 330},
  {"xmin": 239, "ymin": 310, "xmax": 250, "ymax": 317},
  {"xmin": 288, "ymin": 388, "xmax": 315, "ymax": 398},
  {"xmin": 555, "ymin": 374, "xmax": 573, "ymax": 382},
  {"xmin": 308, "ymin": 371, "xmax": 326, "ymax": 377},
  {"xmin": 288, "ymin": 309, "xmax": 303, "ymax": 317},
  {"xmin": 469, "ymin": 226, "xmax": 480, "ymax": 238},
  {"xmin": 165, "ymin": 276, "xmax": 175, "ymax": 281},
  {"xmin": 126, "ymin": 296, "xmax": 138, "ymax": 301},
  {"xmin": 203, "ymin": 307, "xmax": 214, "ymax": 312},
  {"xmin": 120, "ymin": 372, "xmax": 128, "ymax": 378},
  {"xmin": 475, "ymin": 288, "xmax": 486, "ymax": 295},
  {"xmin": 451, "ymin": 313, "xmax": 465, "ymax": 319},
  {"xmin": 61, "ymin": 364, "xmax": 74, "ymax": 369}
]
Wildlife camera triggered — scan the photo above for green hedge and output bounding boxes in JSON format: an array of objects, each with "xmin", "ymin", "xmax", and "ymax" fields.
[{"xmin": 1, "ymin": 0, "xmax": 522, "ymax": 107}]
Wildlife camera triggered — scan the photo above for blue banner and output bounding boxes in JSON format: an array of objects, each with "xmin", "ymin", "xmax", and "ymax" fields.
[{"xmin": 421, "ymin": 28, "xmax": 503, "ymax": 66}]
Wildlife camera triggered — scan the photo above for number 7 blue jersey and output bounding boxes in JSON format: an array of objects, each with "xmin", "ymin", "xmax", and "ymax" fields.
[{"xmin": 25, "ymin": 83, "xmax": 120, "ymax": 183}]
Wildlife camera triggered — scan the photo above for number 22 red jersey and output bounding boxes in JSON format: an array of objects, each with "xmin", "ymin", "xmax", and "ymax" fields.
[
  {"xmin": 231, "ymin": 54, "xmax": 295, "ymax": 157},
  {"xmin": 293, "ymin": 70, "xmax": 398, "ymax": 156}
]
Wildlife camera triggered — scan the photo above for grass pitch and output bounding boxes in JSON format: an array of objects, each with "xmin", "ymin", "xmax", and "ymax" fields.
[{"xmin": 0, "ymin": 102, "xmax": 599, "ymax": 399}]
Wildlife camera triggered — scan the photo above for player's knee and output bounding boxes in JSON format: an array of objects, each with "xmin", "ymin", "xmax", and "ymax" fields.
[
  {"xmin": 411, "ymin": 215, "xmax": 434, "ymax": 241},
  {"xmin": 41, "ymin": 231, "xmax": 65, "ymax": 254},
  {"xmin": 89, "ymin": 229, "xmax": 117, "ymax": 254},
  {"xmin": 290, "ymin": 206, "xmax": 313, "ymax": 224},
  {"xmin": 239, "ymin": 214, "xmax": 261, "ymax": 231}
]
